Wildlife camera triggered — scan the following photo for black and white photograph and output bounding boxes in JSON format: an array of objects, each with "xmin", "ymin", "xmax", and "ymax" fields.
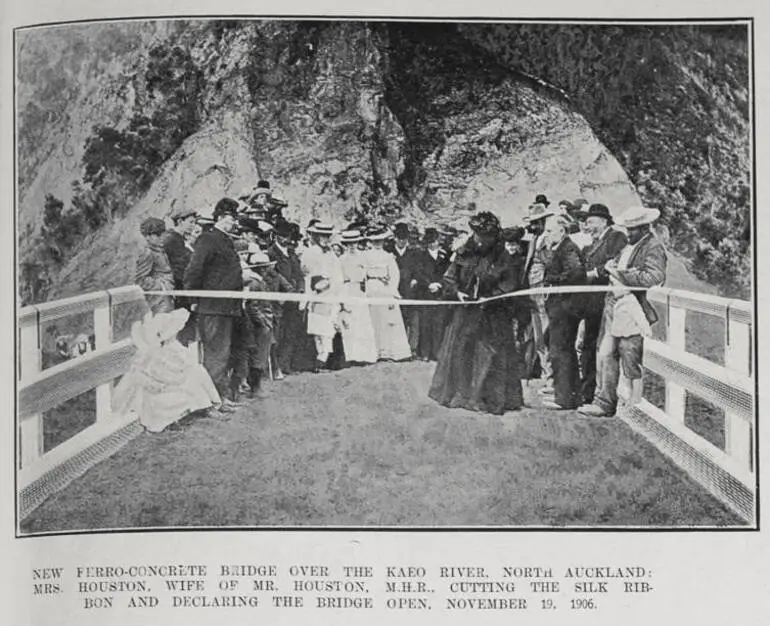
[{"xmin": 14, "ymin": 16, "xmax": 756, "ymax": 534}]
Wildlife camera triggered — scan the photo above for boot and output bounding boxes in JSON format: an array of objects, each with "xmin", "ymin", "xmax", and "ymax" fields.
[
  {"xmin": 249, "ymin": 368, "xmax": 268, "ymax": 399},
  {"xmin": 226, "ymin": 382, "xmax": 243, "ymax": 407}
]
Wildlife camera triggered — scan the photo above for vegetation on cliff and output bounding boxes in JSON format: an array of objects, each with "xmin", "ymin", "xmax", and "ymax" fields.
[
  {"xmin": 460, "ymin": 23, "xmax": 751, "ymax": 297},
  {"xmin": 17, "ymin": 21, "xmax": 751, "ymax": 305}
]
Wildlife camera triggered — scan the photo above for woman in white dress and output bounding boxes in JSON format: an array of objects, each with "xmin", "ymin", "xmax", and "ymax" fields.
[
  {"xmin": 363, "ymin": 226, "xmax": 412, "ymax": 361},
  {"xmin": 112, "ymin": 308, "xmax": 221, "ymax": 432},
  {"xmin": 338, "ymin": 230, "xmax": 378, "ymax": 364}
]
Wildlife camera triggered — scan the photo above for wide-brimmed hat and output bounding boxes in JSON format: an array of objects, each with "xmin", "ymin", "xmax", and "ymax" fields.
[
  {"xmin": 584, "ymin": 203, "xmax": 614, "ymax": 224},
  {"xmin": 307, "ymin": 221, "xmax": 335, "ymax": 235},
  {"xmin": 616, "ymin": 207, "xmax": 661, "ymax": 228},
  {"xmin": 341, "ymin": 229, "xmax": 361, "ymax": 243},
  {"xmin": 523, "ymin": 203, "xmax": 555, "ymax": 223},
  {"xmin": 535, "ymin": 194, "xmax": 551, "ymax": 207}
]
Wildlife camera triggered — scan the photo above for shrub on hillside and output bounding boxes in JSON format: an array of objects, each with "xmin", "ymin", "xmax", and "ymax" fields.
[{"xmin": 459, "ymin": 24, "xmax": 751, "ymax": 297}]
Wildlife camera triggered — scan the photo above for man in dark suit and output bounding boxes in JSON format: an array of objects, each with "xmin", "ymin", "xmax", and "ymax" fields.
[
  {"xmin": 541, "ymin": 215, "xmax": 587, "ymax": 410},
  {"xmin": 391, "ymin": 222, "xmax": 426, "ymax": 357},
  {"xmin": 162, "ymin": 207, "xmax": 198, "ymax": 345},
  {"xmin": 416, "ymin": 228, "xmax": 451, "ymax": 360},
  {"xmin": 577, "ymin": 204, "xmax": 628, "ymax": 405},
  {"xmin": 267, "ymin": 220, "xmax": 306, "ymax": 375},
  {"xmin": 184, "ymin": 198, "xmax": 244, "ymax": 412},
  {"xmin": 579, "ymin": 207, "xmax": 667, "ymax": 418}
]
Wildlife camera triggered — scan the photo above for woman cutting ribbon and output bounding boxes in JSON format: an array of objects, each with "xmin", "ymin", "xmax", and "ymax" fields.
[{"xmin": 428, "ymin": 211, "xmax": 525, "ymax": 415}]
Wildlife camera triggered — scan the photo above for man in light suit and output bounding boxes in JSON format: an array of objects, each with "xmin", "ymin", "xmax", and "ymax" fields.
[
  {"xmin": 579, "ymin": 207, "xmax": 667, "ymax": 418},
  {"xmin": 521, "ymin": 202, "xmax": 556, "ymax": 386}
]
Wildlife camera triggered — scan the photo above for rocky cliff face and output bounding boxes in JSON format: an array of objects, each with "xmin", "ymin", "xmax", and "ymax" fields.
[{"xmin": 16, "ymin": 20, "xmax": 749, "ymax": 302}]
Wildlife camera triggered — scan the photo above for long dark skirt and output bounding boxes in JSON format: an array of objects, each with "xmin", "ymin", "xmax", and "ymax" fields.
[
  {"xmin": 279, "ymin": 305, "xmax": 318, "ymax": 372},
  {"xmin": 428, "ymin": 304, "xmax": 523, "ymax": 415},
  {"xmin": 417, "ymin": 305, "xmax": 448, "ymax": 361}
]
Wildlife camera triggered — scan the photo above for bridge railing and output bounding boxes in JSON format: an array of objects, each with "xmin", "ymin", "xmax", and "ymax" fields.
[
  {"xmin": 16, "ymin": 286, "xmax": 756, "ymax": 524},
  {"xmin": 623, "ymin": 288, "xmax": 755, "ymax": 522},
  {"xmin": 17, "ymin": 286, "xmax": 148, "ymax": 520}
]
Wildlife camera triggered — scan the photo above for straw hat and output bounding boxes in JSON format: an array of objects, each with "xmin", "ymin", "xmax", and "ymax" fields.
[
  {"xmin": 307, "ymin": 221, "xmax": 335, "ymax": 235},
  {"xmin": 341, "ymin": 229, "xmax": 362, "ymax": 243}
]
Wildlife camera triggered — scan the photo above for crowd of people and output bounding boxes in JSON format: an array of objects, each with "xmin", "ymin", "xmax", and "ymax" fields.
[{"xmin": 133, "ymin": 182, "xmax": 668, "ymax": 423}]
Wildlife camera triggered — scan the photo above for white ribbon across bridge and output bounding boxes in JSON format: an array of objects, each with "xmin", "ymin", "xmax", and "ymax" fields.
[{"xmin": 145, "ymin": 284, "xmax": 653, "ymax": 307}]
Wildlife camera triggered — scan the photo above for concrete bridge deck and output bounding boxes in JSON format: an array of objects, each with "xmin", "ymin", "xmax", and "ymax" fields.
[{"xmin": 21, "ymin": 361, "xmax": 743, "ymax": 533}]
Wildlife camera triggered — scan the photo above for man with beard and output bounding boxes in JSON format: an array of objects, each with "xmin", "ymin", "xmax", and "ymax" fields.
[
  {"xmin": 576, "ymin": 204, "xmax": 628, "ymax": 406},
  {"xmin": 184, "ymin": 198, "xmax": 243, "ymax": 413},
  {"xmin": 267, "ymin": 220, "xmax": 308, "ymax": 375},
  {"xmin": 540, "ymin": 216, "xmax": 587, "ymax": 410},
  {"xmin": 579, "ymin": 207, "xmax": 667, "ymax": 418}
]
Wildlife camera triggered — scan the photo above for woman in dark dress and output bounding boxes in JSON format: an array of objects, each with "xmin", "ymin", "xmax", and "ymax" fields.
[{"xmin": 428, "ymin": 212, "xmax": 525, "ymax": 415}]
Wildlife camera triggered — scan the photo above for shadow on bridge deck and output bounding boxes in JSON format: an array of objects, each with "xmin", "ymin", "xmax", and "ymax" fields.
[{"xmin": 21, "ymin": 361, "xmax": 744, "ymax": 533}]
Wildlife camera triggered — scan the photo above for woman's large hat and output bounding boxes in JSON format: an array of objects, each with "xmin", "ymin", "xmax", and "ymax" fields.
[
  {"xmin": 468, "ymin": 211, "xmax": 501, "ymax": 235},
  {"xmin": 616, "ymin": 207, "xmax": 660, "ymax": 228},
  {"xmin": 307, "ymin": 221, "xmax": 335, "ymax": 235},
  {"xmin": 366, "ymin": 225, "xmax": 390, "ymax": 241}
]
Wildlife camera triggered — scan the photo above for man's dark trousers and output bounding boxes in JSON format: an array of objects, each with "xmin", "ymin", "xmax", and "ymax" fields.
[
  {"xmin": 579, "ymin": 312, "xmax": 602, "ymax": 404},
  {"xmin": 198, "ymin": 314, "xmax": 235, "ymax": 400},
  {"xmin": 548, "ymin": 306, "xmax": 582, "ymax": 409}
]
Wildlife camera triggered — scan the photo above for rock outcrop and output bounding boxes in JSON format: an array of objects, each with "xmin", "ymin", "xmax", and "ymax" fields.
[{"xmin": 17, "ymin": 20, "xmax": 749, "ymax": 300}]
